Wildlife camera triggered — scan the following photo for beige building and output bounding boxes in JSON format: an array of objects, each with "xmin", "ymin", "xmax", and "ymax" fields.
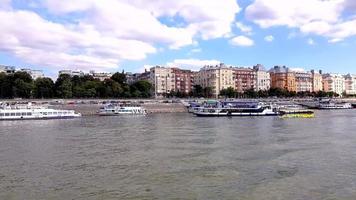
[
  {"xmin": 194, "ymin": 63, "xmax": 235, "ymax": 97},
  {"xmin": 150, "ymin": 66, "xmax": 175, "ymax": 97},
  {"xmin": 294, "ymin": 70, "xmax": 313, "ymax": 93},
  {"xmin": 311, "ymin": 70, "xmax": 323, "ymax": 92},
  {"xmin": 344, "ymin": 74, "xmax": 356, "ymax": 95},
  {"xmin": 322, "ymin": 73, "xmax": 345, "ymax": 95}
]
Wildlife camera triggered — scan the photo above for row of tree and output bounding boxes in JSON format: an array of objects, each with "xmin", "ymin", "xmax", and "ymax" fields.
[
  {"xmin": 219, "ymin": 87, "xmax": 340, "ymax": 98},
  {"xmin": 0, "ymin": 71, "xmax": 153, "ymax": 99}
]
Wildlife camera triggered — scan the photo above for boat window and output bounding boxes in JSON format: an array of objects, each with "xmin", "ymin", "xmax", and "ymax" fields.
[
  {"xmin": 27, "ymin": 112, "xmax": 32, "ymax": 116},
  {"xmin": 22, "ymin": 113, "xmax": 26, "ymax": 116},
  {"xmin": 16, "ymin": 113, "xmax": 21, "ymax": 116},
  {"xmin": 5, "ymin": 113, "xmax": 10, "ymax": 116},
  {"xmin": 0, "ymin": 113, "xmax": 4, "ymax": 116},
  {"xmin": 11, "ymin": 113, "xmax": 16, "ymax": 116},
  {"xmin": 48, "ymin": 112, "xmax": 52, "ymax": 115},
  {"xmin": 53, "ymin": 112, "xmax": 57, "ymax": 115}
]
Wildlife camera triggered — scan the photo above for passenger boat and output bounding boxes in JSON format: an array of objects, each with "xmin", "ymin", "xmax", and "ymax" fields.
[
  {"xmin": 317, "ymin": 102, "xmax": 352, "ymax": 109},
  {"xmin": 0, "ymin": 103, "xmax": 81, "ymax": 120},
  {"xmin": 193, "ymin": 102, "xmax": 279, "ymax": 117},
  {"xmin": 98, "ymin": 104, "xmax": 147, "ymax": 116}
]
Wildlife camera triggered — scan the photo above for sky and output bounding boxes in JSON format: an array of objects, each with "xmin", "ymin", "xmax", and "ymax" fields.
[{"xmin": 1, "ymin": 0, "xmax": 356, "ymax": 77}]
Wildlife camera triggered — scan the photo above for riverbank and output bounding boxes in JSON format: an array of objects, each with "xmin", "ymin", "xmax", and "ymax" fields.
[{"xmin": 1, "ymin": 98, "xmax": 356, "ymax": 116}]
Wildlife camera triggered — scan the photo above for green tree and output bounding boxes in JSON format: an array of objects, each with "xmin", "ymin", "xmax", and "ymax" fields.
[
  {"xmin": 220, "ymin": 87, "xmax": 236, "ymax": 98},
  {"xmin": 193, "ymin": 85, "xmax": 204, "ymax": 97},
  {"xmin": 0, "ymin": 73, "xmax": 14, "ymax": 98},
  {"xmin": 34, "ymin": 77, "xmax": 55, "ymax": 98},
  {"xmin": 55, "ymin": 74, "xmax": 73, "ymax": 98},
  {"xmin": 130, "ymin": 80, "xmax": 152, "ymax": 98},
  {"xmin": 12, "ymin": 72, "xmax": 34, "ymax": 98},
  {"xmin": 111, "ymin": 72, "xmax": 127, "ymax": 85}
]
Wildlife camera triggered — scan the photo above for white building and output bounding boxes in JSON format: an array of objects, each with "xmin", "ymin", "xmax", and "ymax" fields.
[
  {"xmin": 322, "ymin": 73, "xmax": 345, "ymax": 95},
  {"xmin": 344, "ymin": 74, "xmax": 356, "ymax": 95},
  {"xmin": 89, "ymin": 70, "xmax": 113, "ymax": 81},
  {"xmin": 20, "ymin": 69, "xmax": 44, "ymax": 80},
  {"xmin": 253, "ymin": 64, "xmax": 270, "ymax": 91},
  {"xmin": 59, "ymin": 70, "xmax": 85, "ymax": 77}
]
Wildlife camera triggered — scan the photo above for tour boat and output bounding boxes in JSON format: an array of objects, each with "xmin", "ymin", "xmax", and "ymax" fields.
[
  {"xmin": 193, "ymin": 102, "xmax": 279, "ymax": 117},
  {"xmin": 0, "ymin": 103, "xmax": 81, "ymax": 120},
  {"xmin": 317, "ymin": 102, "xmax": 352, "ymax": 109},
  {"xmin": 98, "ymin": 104, "xmax": 147, "ymax": 116}
]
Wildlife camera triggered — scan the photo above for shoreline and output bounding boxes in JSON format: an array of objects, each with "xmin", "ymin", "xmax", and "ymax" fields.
[{"xmin": 1, "ymin": 98, "xmax": 356, "ymax": 116}]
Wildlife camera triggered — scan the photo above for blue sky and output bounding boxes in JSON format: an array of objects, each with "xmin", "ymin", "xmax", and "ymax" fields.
[{"xmin": 1, "ymin": 0, "xmax": 356, "ymax": 77}]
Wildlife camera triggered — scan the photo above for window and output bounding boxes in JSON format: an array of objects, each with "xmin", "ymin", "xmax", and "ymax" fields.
[
  {"xmin": 0, "ymin": 113, "xmax": 4, "ymax": 117},
  {"xmin": 16, "ymin": 113, "xmax": 21, "ymax": 116},
  {"xmin": 5, "ymin": 113, "xmax": 10, "ymax": 116},
  {"xmin": 11, "ymin": 113, "xmax": 15, "ymax": 116},
  {"xmin": 27, "ymin": 112, "xmax": 32, "ymax": 116}
]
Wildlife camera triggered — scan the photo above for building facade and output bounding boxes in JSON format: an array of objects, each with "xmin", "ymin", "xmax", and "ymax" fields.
[
  {"xmin": 194, "ymin": 63, "xmax": 235, "ymax": 97},
  {"xmin": 269, "ymin": 66, "xmax": 296, "ymax": 92},
  {"xmin": 295, "ymin": 71, "xmax": 313, "ymax": 93},
  {"xmin": 322, "ymin": 73, "xmax": 345, "ymax": 95},
  {"xmin": 59, "ymin": 70, "xmax": 85, "ymax": 77},
  {"xmin": 253, "ymin": 64, "xmax": 270, "ymax": 91},
  {"xmin": 150, "ymin": 66, "xmax": 175, "ymax": 97},
  {"xmin": 311, "ymin": 70, "xmax": 323, "ymax": 92},
  {"xmin": 172, "ymin": 68, "xmax": 195, "ymax": 94},
  {"xmin": 233, "ymin": 67, "xmax": 256, "ymax": 93},
  {"xmin": 20, "ymin": 69, "xmax": 44, "ymax": 80},
  {"xmin": 89, "ymin": 71, "xmax": 113, "ymax": 81},
  {"xmin": 344, "ymin": 74, "xmax": 356, "ymax": 95}
]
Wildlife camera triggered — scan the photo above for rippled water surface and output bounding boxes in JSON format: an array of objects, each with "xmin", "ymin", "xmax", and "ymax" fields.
[{"xmin": 1, "ymin": 110, "xmax": 356, "ymax": 200}]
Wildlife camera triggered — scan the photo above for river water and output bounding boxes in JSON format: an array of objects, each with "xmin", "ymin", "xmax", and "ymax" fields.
[{"xmin": 1, "ymin": 110, "xmax": 356, "ymax": 200}]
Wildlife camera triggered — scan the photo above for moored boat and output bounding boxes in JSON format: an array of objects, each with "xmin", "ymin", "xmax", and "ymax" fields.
[
  {"xmin": 194, "ymin": 102, "xmax": 279, "ymax": 117},
  {"xmin": 98, "ymin": 104, "xmax": 146, "ymax": 116},
  {"xmin": 0, "ymin": 103, "xmax": 81, "ymax": 120}
]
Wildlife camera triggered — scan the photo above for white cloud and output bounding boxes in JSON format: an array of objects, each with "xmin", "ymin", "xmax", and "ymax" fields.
[
  {"xmin": 167, "ymin": 59, "xmax": 221, "ymax": 71},
  {"xmin": 230, "ymin": 36, "xmax": 254, "ymax": 47},
  {"xmin": 0, "ymin": 0, "xmax": 241, "ymax": 71},
  {"xmin": 264, "ymin": 35, "xmax": 274, "ymax": 42},
  {"xmin": 246, "ymin": 0, "xmax": 356, "ymax": 43},
  {"xmin": 236, "ymin": 22, "xmax": 252, "ymax": 34}
]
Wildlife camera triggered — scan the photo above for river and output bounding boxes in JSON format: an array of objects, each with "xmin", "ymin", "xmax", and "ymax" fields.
[{"xmin": 1, "ymin": 110, "xmax": 356, "ymax": 200}]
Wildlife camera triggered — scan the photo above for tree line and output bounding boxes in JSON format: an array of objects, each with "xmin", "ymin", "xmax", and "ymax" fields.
[{"xmin": 0, "ymin": 71, "xmax": 152, "ymax": 99}]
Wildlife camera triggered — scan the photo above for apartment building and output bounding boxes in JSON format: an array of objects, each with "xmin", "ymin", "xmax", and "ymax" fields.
[
  {"xmin": 172, "ymin": 68, "xmax": 195, "ymax": 94},
  {"xmin": 89, "ymin": 70, "xmax": 113, "ymax": 81},
  {"xmin": 150, "ymin": 66, "xmax": 175, "ymax": 96},
  {"xmin": 311, "ymin": 70, "xmax": 323, "ymax": 92},
  {"xmin": 194, "ymin": 63, "xmax": 235, "ymax": 97},
  {"xmin": 253, "ymin": 64, "xmax": 270, "ymax": 91},
  {"xmin": 294, "ymin": 70, "xmax": 313, "ymax": 92},
  {"xmin": 322, "ymin": 73, "xmax": 345, "ymax": 95},
  {"xmin": 233, "ymin": 67, "xmax": 256, "ymax": 93},
  {"xmin": 59, "ymin": 70, "xmax": 85, "ymax": 77},
  {"xmin": 20, "ymin": 69, "xmax": 44, "ymax": 80},
  {"xmin": 269, "ymin": 66, "xmax": 297, "ymax": 92},
  {"xmin": 344, "ymin": 74, "xmax": 356, "ymax": 95}
]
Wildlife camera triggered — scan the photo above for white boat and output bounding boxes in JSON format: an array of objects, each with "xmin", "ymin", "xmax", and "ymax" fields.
[
  {"xmin": 318, "ymin": 102, "xmax": 352, "ymax": 109},
  {"xmin": 98, "ymin": 104, "xmax": 147, "ymax": 116},
  {"xmin": 194, "ymin": 103, "xmax": 279, "ymax": 117},
  {"xmin": 0, "ymin": 103, "xmax": 81, "ymax": 120}
]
